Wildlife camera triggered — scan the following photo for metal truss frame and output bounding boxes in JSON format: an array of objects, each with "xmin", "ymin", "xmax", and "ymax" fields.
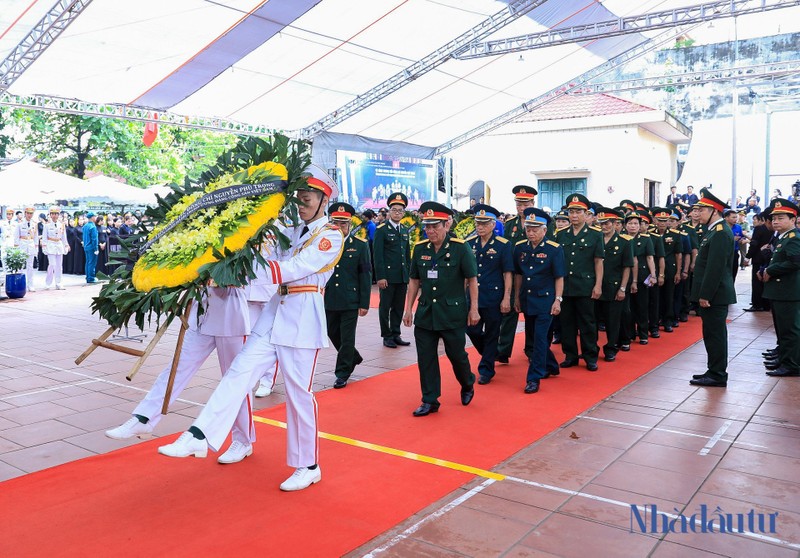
[
  {"xmin": 455, "ymin": 0, "xmax": 800, "ymax": 60},
  {"xmin": 435, "ymin": 7, "xmax": 737, "ymax": 156},
  {"xmin": 572, "ymin": 60, "xmax": 800, "ymax": 95},
  {"xmin": 299, "ymin": 0, "xmax": 550, "ymax": 138},
  {"xmin": 0, "ymin": 91, "xmax": 285, "ymax": 136},
  {"xmin": 0, "ymin": 0, "xmax": 94, "ymax": 90}
]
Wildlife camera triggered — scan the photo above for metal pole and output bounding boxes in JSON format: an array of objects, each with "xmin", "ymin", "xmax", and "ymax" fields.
[
  {"xmin": 730, "ymin": 16, "xmax": 738, "ymax": 206},
  {"xmin": 764, "ymin": 108, "xmax": 772, "ymax": 199}
]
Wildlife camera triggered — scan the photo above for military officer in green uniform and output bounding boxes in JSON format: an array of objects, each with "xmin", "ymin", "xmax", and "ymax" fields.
[
  {"xmin": 596, "ymin": 208, "xmax": 634, "ymax": 362},
  {"xmin": 374, "ymin": 192, "xmax": 412, "ymax": 348},
  {"xmin": 689, "ymin": 188, "xmax": 736, "ymax": 387},
  {"xmin": 625, "ymin": 211, "xmax": 656, "ymax": 344},
  {"xmin": 653, "ymin": 208, "xmax": 684, "ymax": 332},
  {"xmin": 403, "ymin": 202, "xmax": 479, "ymax": 416},
  {"xmin": 556, "ymin": 193, "xmax": 604, "ymax": 371},
  {"xmin": 640, "ymin": 209, "xmax": 665, "ymax": 339},
  {"xmin": 325, "ymin": 203, "xmax": 372, "ymax": 389},
  {"xmin": 497, "ymin": 185, "xmax": 537, "ymax": 363},
  {"xmin": 760, "ymin": 198, "xmax": 800, "ymax": 377}
]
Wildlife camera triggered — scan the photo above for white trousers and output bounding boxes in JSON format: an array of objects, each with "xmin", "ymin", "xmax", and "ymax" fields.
[
  {"xmin": 133, "ymin": 328, "xmax": 255, "ymax": 444},
  {"xmin": 25, "ymin": 254, "xmax": 34, "ymax": 287},
  {"xmin": 193, "ymin": 330, "xmax": 320, "ymax": 467},
  {"xmin": 248, "ymin": 301, "xmax": 279, "ymax": 388},
  {"xmin": 45, "ymin": 254, "xmax": 63, "ymax": 287}
]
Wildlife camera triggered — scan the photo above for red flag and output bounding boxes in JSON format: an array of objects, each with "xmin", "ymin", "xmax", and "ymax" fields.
[{"xmin": 143, "ymin": 121, "xmax": 158, "ymax": 146}]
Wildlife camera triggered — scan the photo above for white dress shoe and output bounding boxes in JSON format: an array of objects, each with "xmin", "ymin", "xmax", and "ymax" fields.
[
  {"xmin": 217, "ymin": 441, "xmax": 253, "ymax": 464},
  {"xmin": 55, "ymin": 284, "xmax": 65, "ymax": 290},
  {"xmin": 280, "ymin": 466, "xmax": 321, "ymax": 491},
  {"xmin": 28, "ymin": 287, "xmax": 36, "ymax": 292},
  {"xmin": 105, "ymin": 416, "xmax": 154, "ymax": 440},
  {"xmin": 158, "ymin": 432, "xmax": 208, "ymax": 458},
  {"xmin": 254, "ymin": 381, "xmax": 272, "ymax": 398}
]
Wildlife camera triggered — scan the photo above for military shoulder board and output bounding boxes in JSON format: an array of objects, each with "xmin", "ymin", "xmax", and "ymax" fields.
[
  {"xmin": 715, "ymin": 224, "xmax": 723, "ymax": 231},
  {"xmin": 590, "ymin": 225, "xmax": 602, "ymax": 232},
  {"xmin": 450, "ymin": 237, "xmax": 466, "ymax": 244},
  {"xmin": 640, "ymin": 233, "xmax": 650, "ymax": 237},
  {"xmin": 377, "ymin": 223, "xmax": 386, "ymax": 229},
  {"xmin": 353, "ymin": 235, "xmax": 367, "ymax": 242},
  {"xmin": 790, "ymin": 232, "xmax": 796, "ymax": 238},
  {"xmin": 496, "ymin": 236, "xmax": 509, "ymax": 244},
  {"xmin": 546, "ymin": 240, "xmax": 560, "ymax": 247},
  {"xmin": 415, "ymin": 239, "xmax": 430, "ymax": 246},
  {"xmin": 620, "ymin": 234, "xmax": 633, "ymax": 240},
  {"xmin": 465, "ymin": 234, "xmax": 478, "ymax": 242},
  {"xmin": 515, "ymin": 239, "xmax": 527, "ymax": 246}
]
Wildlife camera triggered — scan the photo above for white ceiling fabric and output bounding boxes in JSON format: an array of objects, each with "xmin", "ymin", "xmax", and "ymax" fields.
[{"xmin": 1, "ymin": 0, "xmax": 798, "ymax": 148}]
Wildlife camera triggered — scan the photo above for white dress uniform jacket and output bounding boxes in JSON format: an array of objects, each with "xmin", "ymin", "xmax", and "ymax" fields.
[
  {"xmin": 13, "ymin": 219, "xmax": 38, "ymax": 255},
  {"xmin": 1, "ymin": 219, "xmax": 14, "ymax": 250},
  {"xmin": 253, "ymin": 217, "xmax": 345, "ymax": 348},
  {"xmin": 42, "ymin": 221, "xmax": 69, "ymax": 255}
]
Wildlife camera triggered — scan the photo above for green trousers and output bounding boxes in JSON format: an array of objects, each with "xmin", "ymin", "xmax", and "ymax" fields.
[
  {"xmin": 698, "ymin": 304, "xmax": 729, "ymax": 381},
  {"xmin": 497, "ymin": 290, "xmax": 518, "ymax": 358},
  {"xmin": 560, "ymin": 295, "xmax": 599, "ymax": 363},
  {"xmin": 414, "ymin": 325, "xmax": 475, "ymax": 404},
  {"xmin": 775, "ymin": 300, "xmax": 800, "ymax": 372},
  {"xmin": 326, "ymin": 309, "xmax": 362, "ymax": 380},
  {"xmin": 379, "ymin": 282, "xmax": 407, "ymax": 339}
]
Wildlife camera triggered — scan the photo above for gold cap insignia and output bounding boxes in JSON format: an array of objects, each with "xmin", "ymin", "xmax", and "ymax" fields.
[
  {"xmin": 478, "ymin": 210, "xmax": 485, "ymax": 216},
  {"xmin": 426, "ymin": 209, "xmax": 434, "ymax": 217},
  {"xmin": 775, "ymin": 201, "xmax": 783, "ymax": 208},
  {"xmin": 338, "ymin": 205, "xmax": 345, "ymax": 212},
  {"xmin": 572, "ymin": 196, "xmax": 579, "ymax": 202}
]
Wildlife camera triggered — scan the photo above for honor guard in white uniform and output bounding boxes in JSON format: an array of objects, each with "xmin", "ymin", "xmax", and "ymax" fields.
[
  {"xmin": 106, "ymin": 286, "xmax": 257, "ymax": 464},
  {"xmin": 158, "ymin": 165, "xmax": 344, "ymax": 492},
  {"xmin": 13, "ymin": 206, "xmax": 39, "ymax": 291},
  {"xmin": 42, "ymin": 206, "xmax": 70, "ymax": 289}
]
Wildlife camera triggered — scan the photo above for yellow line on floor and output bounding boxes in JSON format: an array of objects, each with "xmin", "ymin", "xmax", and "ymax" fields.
[{"xmin": 253, "ymin": 416, "xmax": 506, "ymax": 481}]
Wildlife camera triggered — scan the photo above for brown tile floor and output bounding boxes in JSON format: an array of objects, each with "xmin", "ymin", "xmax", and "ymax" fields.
[{"xmin": 1, "ymin": 269, "xmax": 799, "ymax": 557}]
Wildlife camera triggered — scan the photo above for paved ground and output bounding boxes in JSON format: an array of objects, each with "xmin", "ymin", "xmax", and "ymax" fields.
[{"xmin": 1, "ymin": 268, "xmax": 798, "ymax": 557}]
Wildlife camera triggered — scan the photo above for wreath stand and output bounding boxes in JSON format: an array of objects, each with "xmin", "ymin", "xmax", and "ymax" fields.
[{"xmin": 75, "ymin": 301, "xmax": 193, "ymax": 415}]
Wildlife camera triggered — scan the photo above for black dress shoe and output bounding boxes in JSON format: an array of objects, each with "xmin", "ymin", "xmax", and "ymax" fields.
[
  {"xmin": 766, "ymin": 367, "xmax": 800, "ymax": 377},
  {"xmin": 551, "ymin": 335, "xmax": 561, "ymax": 345},
  {"xmin": 383, "ymin": 338, "xmax": 398, "ymax": 348},
  {"xmin": 762, "ymin": 349, "xmax": 779, "ymax": 356},
  {"xmin": 496, "ymin": 355, "xmax": 509, "ymax": 364},
  {"xmin": 689, "ymin": 376, "xmax": 727, "ymax": 387},
  {"xmin": 650, "ymin": 330, "xmax": 661, "ymax": 339},
  {"xmin": 524, "ymin": 380, "xmax": 540, "ymax": 394},
  {"xmin": 639, "ymin": 339, "xmax": 648, "ymax": 345},
  {"xmin": 598, "ymin": 323, "xmax": 606, "ymax": 332},
  {"xmin": 560, "ymin": 359, "xmax": 579, "ymax": 368},
  {"xmin": 663, "ymin": 325, "xmax": 674, "ymax": 333},
  {"xmin": 333, "ymin": 378, "xmax": 348, "ymax": 389},
  {"xmin": 461, "ymin": 388, "xmax": 475, "ymax": 406},
  {"xmin": 586, "ymin": 362, "xmax": 599, "ymax": 371},
  {"xmin": 477, "ymin": 376, "xmax": 491, "ymax": 385},
  {"xmin": 692, "ymin": 372, "xmax": 707, "ymax": 380},
  {"xmin": 546, "ymin": 368, "xmax": 560, "ymax": 377},
  {"xmin": 603, "ymin": 354, "xmax": 616, "ymax": 362},
  {"xmin": 765, "ymin": 361, "xmax": 782, "ymax": 371},
  {"xmin": 394, "ymin": 337, "xmax": 411, "ymax": 346},
  {"xmin": 679, "ymin": 315, "xmax": 689, "ymax": 322},
  {"xmin": 354, "ymin": 354, "xmax": 364, "ymax": 366},
  {"xmin": 412, "ymin": 402, "xmax": 440, "ymax": 416},
  {"xmin": 743, "ymin": 306, "xmax": 764, "ymax": 312},
  {"xmin": 619, "ymin": 344, "xmax": 631, "ymax": 352}
]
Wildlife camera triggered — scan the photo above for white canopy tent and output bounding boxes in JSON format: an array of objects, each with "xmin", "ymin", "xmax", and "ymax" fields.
[
  {"xmin": 1, "ymin": 0, "xmax": 797, "ymax": 150},
  {"xmin": 0, "ymin": 159, "xmax": 171, "ymax": 208}
]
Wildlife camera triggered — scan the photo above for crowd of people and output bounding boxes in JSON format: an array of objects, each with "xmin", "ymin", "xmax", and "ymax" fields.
[
  {"xmin": 7, "ymin": 174, "xmax": 798, "ymax": 494},
  {"xmin": 0, "ymin": 207, "xmax": 140, "ymax": 289}
]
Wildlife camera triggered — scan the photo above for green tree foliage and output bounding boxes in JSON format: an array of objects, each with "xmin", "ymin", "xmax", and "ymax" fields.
[
  {"xmin": 0, "ymin": 108, "xmax": 12, "ymax": 158},
  {"xmin": 11, "ymin": 110, "xmax": 238, "ymax": 186}
]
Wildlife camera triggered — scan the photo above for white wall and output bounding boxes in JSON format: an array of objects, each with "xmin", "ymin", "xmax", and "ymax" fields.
[{"xmin": 451, "ymin": 125, "xmax": 678, "ymax": 214}]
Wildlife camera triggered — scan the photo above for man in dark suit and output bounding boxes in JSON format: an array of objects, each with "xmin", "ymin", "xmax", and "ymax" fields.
[
  {"xmin": 689, "ymin": 188, "xmax": 736, "ymax": 387},
  {"xmin": 745, "ymin": 212, "xmax": 774, "ymax": 312},
  {"xmin": 666, "ymin": 186, "xmax": 681, "ymax": 206},
  {"xmin": 682, "ymin": 185, "xmax": 699, "ymax": 207}
]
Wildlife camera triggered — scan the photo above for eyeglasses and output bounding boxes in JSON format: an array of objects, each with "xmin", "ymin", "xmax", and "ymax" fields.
[{"xmin": 389, "ymin": 207, "xmax": 404, "ymax": 213}]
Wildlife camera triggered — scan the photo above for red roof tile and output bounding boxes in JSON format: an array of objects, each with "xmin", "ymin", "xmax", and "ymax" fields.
[{"xmin": 516, "ymin": 93, "xmax": 655, "ymax": 123}]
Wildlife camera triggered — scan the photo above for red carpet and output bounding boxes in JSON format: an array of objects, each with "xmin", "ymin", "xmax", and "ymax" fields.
[{"xmin": 0, "ymin": 321, "xmax": 702, "ymax": 557}]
